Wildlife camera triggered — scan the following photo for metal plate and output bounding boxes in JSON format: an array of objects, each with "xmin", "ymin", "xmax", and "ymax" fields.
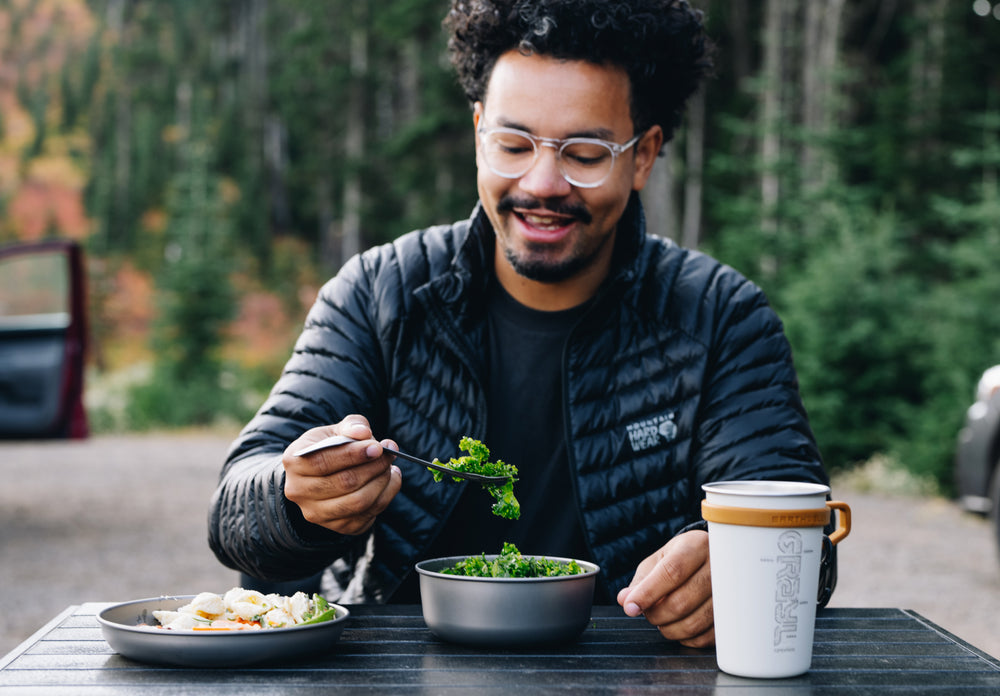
[
  {"xmin": 416, "ymin": 556, "xmax": 599, "ymax": 647},
  {"xmin": 97, "ymin": 596, "xmax": 350, "ymax": 667}
]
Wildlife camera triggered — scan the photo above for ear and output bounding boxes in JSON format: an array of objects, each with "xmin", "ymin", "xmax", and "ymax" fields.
[
  {"xmin": 631, "ymin": 125, "xmax": 664, "ymax": 192},
  {"xmin": 473, "ymin": 102, "xmax": 484, "ymax": 156}
]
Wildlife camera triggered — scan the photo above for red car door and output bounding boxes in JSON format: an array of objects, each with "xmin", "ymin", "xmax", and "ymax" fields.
[{"xmin": 0, "ymin": 240, "xmax": 88, "ymax": 438}]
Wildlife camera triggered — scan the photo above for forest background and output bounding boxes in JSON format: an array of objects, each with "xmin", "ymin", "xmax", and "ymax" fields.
[{"xmin": 1, "ymin": 0, "xmax": 998, "ymax": 491}]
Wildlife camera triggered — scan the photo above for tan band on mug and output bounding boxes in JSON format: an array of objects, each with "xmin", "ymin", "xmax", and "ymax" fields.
[{"xmin": 701, "ymin": 501, "xmax": 831, "ymax": 528}]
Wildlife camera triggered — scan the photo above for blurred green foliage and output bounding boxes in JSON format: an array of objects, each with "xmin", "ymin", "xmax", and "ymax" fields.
[{"xmin": 9, "ymin": 1, "xmax": 999, "ymax": 489}]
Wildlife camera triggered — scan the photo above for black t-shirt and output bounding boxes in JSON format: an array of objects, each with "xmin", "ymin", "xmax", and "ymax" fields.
[{"xmin": 391, "ymin": 279, "xmax": 601, "ymax": 603}]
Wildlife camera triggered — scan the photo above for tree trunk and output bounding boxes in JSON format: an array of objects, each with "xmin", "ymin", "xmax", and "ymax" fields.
[
  {"xmin": 337, "ymin": 7, "xmax": 367, "ymax": 268},
  {"xmin": 759, "ymin": 0, "xmax": 784, "ymax": 240},
  {"xmin": 681, "ymin": 84, "xmax": 706, "ymax": 250},
  {"xmin": 240, "ymin": 0, "xmax": 267, "ymax": 170},
  {"xmin": 400, "ymin": 38, "xmax": 422, "ymax": 221},
  {"xmin": 801, "ymin": 0, "xmax": 845, "ymax": 195},
  {"xmin": 107, "ymin": 0, "xmax": 130, "ymax": 246},
  {"xmin": 264, "ymin": 114, "xmax": 291, "ymax": 232},
  {"xmin": 642, "ymin": 146, "xmax": 676, "ymax": 242},
  {"xmin": 317, "ymin": 175, "xmax": 336, "ymax": 267},
  {"xmin": 908, "ymin": 0, "xmax": 947, "ymax": 165},
  {"xmin": 801, "ymin": 0, "xmax": 822, "ymax": 190},
  {"xmin": 727, "ymin": 0, "xmax": 753, "ymax": 88}
]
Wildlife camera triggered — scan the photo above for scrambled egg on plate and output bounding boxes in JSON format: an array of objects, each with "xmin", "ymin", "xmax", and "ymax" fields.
[{"xmin": 151, "ymin": 587, "xmax": 335, "ymax": 630}]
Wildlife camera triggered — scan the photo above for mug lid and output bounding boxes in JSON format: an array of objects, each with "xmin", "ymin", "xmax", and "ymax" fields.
[{"xmin": 702, "ymin": 480, "xmax": 831, "ymax": 497}]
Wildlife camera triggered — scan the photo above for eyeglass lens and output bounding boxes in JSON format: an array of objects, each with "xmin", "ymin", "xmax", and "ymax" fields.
[{"xmin": 481, "ymin": 131, "xmax": 616, "ymax": 186}]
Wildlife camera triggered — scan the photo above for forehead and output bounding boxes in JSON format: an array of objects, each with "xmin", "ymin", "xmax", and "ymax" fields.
[{"xmin": 482, "ymin": 50, "xmax": 633, "ymax": 137}]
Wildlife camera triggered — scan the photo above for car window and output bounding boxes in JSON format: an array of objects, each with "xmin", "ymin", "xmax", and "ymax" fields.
[{"xmin": 0, "ymin": 249, "xmax": 71, "ymax": 329}]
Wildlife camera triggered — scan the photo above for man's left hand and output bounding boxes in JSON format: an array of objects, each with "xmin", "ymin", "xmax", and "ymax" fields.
[{"xmin": 616, "ymin": 530, "xmax": 715, "ymax": 647}]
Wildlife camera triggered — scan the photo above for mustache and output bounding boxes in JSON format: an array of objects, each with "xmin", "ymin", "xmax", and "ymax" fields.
[{"xmin": 496, "ymin": 196, "xmax": 593, "ymax": 225}]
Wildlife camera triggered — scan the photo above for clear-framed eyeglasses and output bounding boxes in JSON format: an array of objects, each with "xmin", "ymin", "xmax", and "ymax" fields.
[{"xmin": 477, "ymin": 126, "xmax": 643, "ymax": 189}]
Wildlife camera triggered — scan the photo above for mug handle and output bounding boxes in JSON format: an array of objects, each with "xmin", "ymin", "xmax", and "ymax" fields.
[{"xmin": 826, "ymin": 501, "xmax": 851, "ymax": 545}]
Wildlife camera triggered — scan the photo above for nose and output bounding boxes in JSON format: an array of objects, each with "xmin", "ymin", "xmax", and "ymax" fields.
[{"xmin": 518, "ymin": 143, "xmax": 572, "ymax": 198}]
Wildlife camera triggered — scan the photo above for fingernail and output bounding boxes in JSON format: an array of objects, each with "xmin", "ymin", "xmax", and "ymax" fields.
[
  {"xmin": 366, "ymin": 443, "xmax": 381, "ymax": 458},
  {"xmin": 624, "ymin": 602, "xmax": 642, "ymax": 617}
]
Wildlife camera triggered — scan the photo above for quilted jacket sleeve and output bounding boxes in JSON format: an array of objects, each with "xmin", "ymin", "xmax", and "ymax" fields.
[
  {"xmin": 207, "ymin": 248, "xmax": 393, "ymax": 582},
  {"xmin": 689, "ymin": 261, "xmax": 825, "ymax": 491}
]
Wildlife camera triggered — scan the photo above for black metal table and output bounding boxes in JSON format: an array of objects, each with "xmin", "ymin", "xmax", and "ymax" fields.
[{"xmin": 2, "ymin": 604, "xmax": 998, "ymax": 694}]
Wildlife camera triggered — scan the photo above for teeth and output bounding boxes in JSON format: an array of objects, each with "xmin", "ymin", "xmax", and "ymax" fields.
[{"xmin": 523, "ymin": 214, "xmax": 566, "ymax": 229}]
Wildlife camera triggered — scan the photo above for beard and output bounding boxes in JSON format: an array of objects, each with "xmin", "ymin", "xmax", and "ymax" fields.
[
  {"xmin": 501, "ymin": 240, "xmax": 603, "ymax": 283},
  {"xmin": 495, "ymin": 195, "xmax": 606, "ymax": 283}
]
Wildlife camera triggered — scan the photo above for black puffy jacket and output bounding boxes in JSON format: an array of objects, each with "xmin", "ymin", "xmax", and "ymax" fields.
[{"xmin": 208, "ymin": 194, "xmax": 829, "ymax": 603}]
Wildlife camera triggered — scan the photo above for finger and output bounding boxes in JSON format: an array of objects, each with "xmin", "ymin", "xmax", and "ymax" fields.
[
  {"xmin": 619, "ymin": 531, "xmax": 709, "ymax": 617},
  {"xmin": 621, "ymin": 551, "xmax": 695, "ymax": 617},
  {"xmin": 676, "ymin": 622, "xmax": 715, "ymax": 649},
  {"xmin": 653, "ymin": 594, "xmax": 715, "ymax": 645},
  {"xmin": 340, "ymin": 417, "xmax": 374, "ymax": 441},
  {"xmin": 294, "ymin": 464, "xmax": 398, "ymax": 534},
  {"xmin": 616, "ymin": 546, "xmax": 663, "ymax": 608},
  {"xmin": 639, "ymin": 563, "xmax": 712, "ymax": 628},
  {"xmin": 370, "ymin": 464, "xmax": 402, "ymax": 514},
  {"xmin": 285, "ymin": 435, "xmax": 384, "ymax": 477},
  {"xmin": 345, "ymin": 464, "xmax": 402, "ymax": 534},
  {"xmin": 286, "ymin": 416, "xmax": 375, "ymax": 459},
  {"xmin": 286, "ymin": 455, "xmax": 391, "ymax": 504}
]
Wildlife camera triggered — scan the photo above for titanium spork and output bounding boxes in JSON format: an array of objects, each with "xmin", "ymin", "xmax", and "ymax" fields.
[{"xmin": 294, "ymin": 434, "xmax": 510, "ymax": 484}]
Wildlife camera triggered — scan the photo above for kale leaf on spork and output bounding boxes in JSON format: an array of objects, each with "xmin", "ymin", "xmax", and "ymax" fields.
[{"xmin": 430, "ymin": 437, "xmax": 520, "ymax": 520}]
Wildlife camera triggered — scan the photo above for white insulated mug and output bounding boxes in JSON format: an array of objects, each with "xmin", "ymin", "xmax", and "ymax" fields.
[{"xmin": 702, "ymin": 481, "xmax": 851, "ymax": 678}]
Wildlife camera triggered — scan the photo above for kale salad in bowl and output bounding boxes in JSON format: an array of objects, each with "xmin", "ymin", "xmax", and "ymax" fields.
[
  {"xmin": 416, "ymin": 544, "xmax": 599, "ymax": 646},
  {"xmin": 417, "ymin": 438, "xmax": 600, "ymax": 646}
]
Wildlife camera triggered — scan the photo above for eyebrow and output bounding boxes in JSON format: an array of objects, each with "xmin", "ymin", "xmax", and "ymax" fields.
[{"xmin": 493, "ymin": 117, "xmax": 617, "ymax": 142}]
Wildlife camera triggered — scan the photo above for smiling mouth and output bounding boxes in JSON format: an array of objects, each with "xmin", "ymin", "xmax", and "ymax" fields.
[
  {"xmin": 497, "ymin": 196, "xmax": 592, "ymax": 231},
  {"xmin": 517, "ymin": 211, "xmax": 575, "ymax": 231}
]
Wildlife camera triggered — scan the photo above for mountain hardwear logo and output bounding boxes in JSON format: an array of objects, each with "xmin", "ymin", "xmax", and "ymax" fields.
[{"xmin": 626, "ymin": 413, "xmax": 678, "ymax": 452}]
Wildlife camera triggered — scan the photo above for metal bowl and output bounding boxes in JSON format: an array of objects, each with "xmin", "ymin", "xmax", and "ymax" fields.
[
  {"xmin": 98, "ymin": 595, "xmax": 350, "ymax": 667},
  {"xmin": 415, "ymin": 555, "xmax": 600, "ymax": 647}
]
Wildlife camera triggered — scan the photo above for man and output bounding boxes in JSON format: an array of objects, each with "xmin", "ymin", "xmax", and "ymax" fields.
[{"xmin": 209, "ymin": 0, "xmax": 832, "ymax": 648}]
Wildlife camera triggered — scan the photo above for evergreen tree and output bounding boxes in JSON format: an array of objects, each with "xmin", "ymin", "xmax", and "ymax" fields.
[{"xmin": 127, "ymin": 87, "xmax": 244, "ymax": 428}]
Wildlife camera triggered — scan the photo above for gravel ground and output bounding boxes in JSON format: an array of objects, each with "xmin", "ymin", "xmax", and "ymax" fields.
[{"xmin": 2, "ymin": 432, "xmax": 998, "ymax": 660}]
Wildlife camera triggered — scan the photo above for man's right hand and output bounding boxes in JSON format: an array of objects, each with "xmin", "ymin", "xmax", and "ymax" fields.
[{"xmin": 282, "ymin": 415, "xmax": 402, "ymax": 535}]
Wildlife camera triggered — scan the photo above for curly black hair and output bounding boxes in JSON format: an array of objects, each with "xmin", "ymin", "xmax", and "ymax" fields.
[{"xmin": 444, "ymin": 0, "xmax": 715, "ymax": 142}]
